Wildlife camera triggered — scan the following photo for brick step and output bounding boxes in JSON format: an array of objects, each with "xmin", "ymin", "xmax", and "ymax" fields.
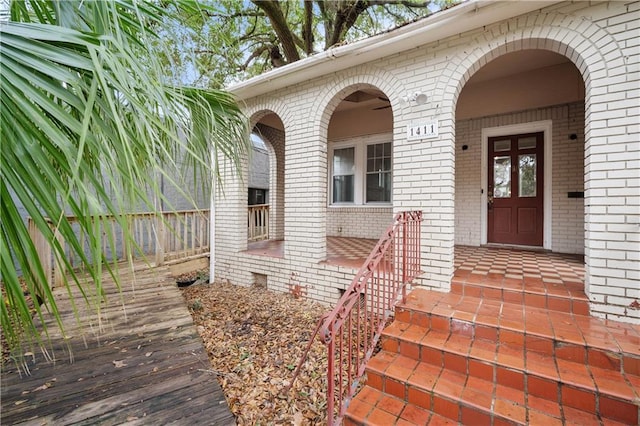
[
  {"xmin": 394, "ymin": 288, "xmax": 640, "ymax": 376},
  {"xmin": 379, "ymin": 321, "xmax": 640, "ymax": 421},
  {"xmin": 357, "ymin": 352, "xmax": 637, "ymax": 425},
  {"xmin": 344, "ymin": 386, "xmax": 455, "ymax": 426},
  {"xmin": 450, "ymin": 275, "xmax": 589, "ymax": 315}
]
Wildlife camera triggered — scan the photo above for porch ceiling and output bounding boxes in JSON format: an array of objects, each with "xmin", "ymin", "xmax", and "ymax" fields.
[{"xmin": 466, "ymin": 50, "xmax": 571, "ymax": 85}]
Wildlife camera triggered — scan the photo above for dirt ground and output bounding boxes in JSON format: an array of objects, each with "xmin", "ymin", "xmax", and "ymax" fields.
[{"xmin": 181, "ymin": 281, "xmax": 330, "ymax": 425}]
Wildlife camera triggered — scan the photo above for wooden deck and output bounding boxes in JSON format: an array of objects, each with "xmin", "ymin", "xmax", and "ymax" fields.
[{"xmin": 1, "ymin": 262, "xmax": 235, "ymax": 425}]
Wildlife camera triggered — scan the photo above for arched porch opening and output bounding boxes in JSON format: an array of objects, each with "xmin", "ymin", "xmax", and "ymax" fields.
[
  {"xmin": 455, "ymin": 49, "xmax": 586, "ymax": 253},
  {"xmin": 452, "ymin": 48, "xmax": 587, "ymax": 310},
  {"xmin": 245, "ymin": 111, "xmax": 285, "ymax": 257},
  {"xmin": 322, "ymin": 84, "xmax": 395, "ymax": 266}
]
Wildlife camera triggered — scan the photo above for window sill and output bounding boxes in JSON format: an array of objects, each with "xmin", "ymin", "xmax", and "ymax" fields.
[{"xmin": 328, "ymin": 204, "xmax": 393, "ymax": 209}]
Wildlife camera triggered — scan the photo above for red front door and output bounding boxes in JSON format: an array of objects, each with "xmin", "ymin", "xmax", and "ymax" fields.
[{"xmin": 488, "ymin": 132, "xmax": 544, "ymax": 246}]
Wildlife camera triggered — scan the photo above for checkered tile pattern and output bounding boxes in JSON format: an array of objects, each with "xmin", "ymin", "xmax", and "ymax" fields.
[
  {"xmin": 326, "ymin": 237, "xmax": 378, "ymax": 266},
  {"xmin": 454, "ymin": 245, "xmax": 584, "ymax": 285},
  {"xmin": 245, "ymin": 237, "xmax": 378, "ymax": 265},
  {"xmin": 246, "ymin": 240, "xmax": 586, "ymax": 285}
]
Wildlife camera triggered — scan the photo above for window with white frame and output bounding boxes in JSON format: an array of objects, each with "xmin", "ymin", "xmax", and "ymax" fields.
[
  {"xmin": 330, "ymin": 135, "xmax": 392, "ymax": 205},
  {"xmin": 332, "ymin": 147, "xmax": 355, "ymax": 203}
]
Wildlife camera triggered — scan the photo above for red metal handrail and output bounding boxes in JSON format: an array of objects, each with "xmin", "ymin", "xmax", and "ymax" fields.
[{"xmin": 320, "ymin": 211, "xmax": 423, "ymax": 425}]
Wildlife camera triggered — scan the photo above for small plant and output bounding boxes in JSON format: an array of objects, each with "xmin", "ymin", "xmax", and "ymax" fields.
[
  {"xmin": 196, "ymin": 269, "xmax": 209, "ymax": 282},
  {"xmin": 176, "ymin": 269, "xmax": 209, "ymax": 287},
  {"xmin": 189, "ymin": 299, "xmax": 203, "ymax": 311}
]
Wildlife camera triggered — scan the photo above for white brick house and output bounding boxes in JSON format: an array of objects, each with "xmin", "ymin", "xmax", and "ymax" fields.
[{"xmin": 212, "ymin": 1, "xmax": 640, "ymax": 324}]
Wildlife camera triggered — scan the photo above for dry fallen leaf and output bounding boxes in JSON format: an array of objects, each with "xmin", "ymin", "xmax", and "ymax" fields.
[
  {"xmin": 33, "ymin": 382, "xmax": 53, "ymax": 392},
  {"xmin": 181, "ymin": 282, "xmax": 330, "ymax": 425},
  {"xmin": 113, "ymin": 360, "xmax": 127, "ymax": 368}
]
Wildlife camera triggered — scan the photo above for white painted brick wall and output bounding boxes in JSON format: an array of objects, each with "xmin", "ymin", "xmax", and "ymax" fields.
[
  {"xmin": 326, "ymin": 207, "xmax": 393, "ymax": 239},
  {"xmin": 214, "ymin": 1, "xmax": 639, "ymax": 322}
]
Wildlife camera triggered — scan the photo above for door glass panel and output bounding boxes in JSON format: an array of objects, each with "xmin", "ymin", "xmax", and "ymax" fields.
[
  {"xmin": 493, "ymin": 156, "xmax": 511, "ymax": 198},
  {"xmin": 493, "ymin": 139, "xmax": 511, "ymax": 152},
  {"xmin": 518, "ymin": 136, "xmax": 537, "ymax": 150},
  {"xmin": 519, "ymin": 154, "xmax": 536, "ymax": 197}
]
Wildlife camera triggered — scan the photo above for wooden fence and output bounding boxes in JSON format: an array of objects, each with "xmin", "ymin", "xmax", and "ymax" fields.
[{"xmin": 28, "ymin": 210, "xmax": 210, "ymax": 289}]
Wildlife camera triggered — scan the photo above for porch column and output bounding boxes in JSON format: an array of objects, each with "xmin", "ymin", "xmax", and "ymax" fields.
[
  {"xmin": 272, "ymin": 137, "xmax": 286, "ymax": 241},
  {"xmin": 395, "ymin": 112, "xmax": 455, "ymax": 291},
  {"xmin": 584, "ymin": 102, "xmax": 640, "ymax": 324},
  {"xmin": 212, "ymin": 151, "xmax": 252, "ymax": 284},
  {"xmin": 254, "ymin": 123, "xmax": 285, "ymax": 240},
  {"xmin": 283, "ymin": 126, "xmax": 326, "ymax": 263}
]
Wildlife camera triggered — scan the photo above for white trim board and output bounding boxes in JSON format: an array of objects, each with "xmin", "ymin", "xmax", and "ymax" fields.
[{"xmin": 480, "ymin": 120, "xmax": 553, "ymax": 250}]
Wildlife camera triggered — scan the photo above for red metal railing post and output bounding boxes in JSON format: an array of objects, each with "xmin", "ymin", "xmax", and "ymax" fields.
[
  {"xmin": 402, "ymin": 212, "xmax": 408, "ymax": 303},
  {"xmin": 287, "ymin": 211, "xmax": 423, "ymax": 425},
  {"xmin": 327, "ymin": 323, "xmax": 335, "ymax": 426}
]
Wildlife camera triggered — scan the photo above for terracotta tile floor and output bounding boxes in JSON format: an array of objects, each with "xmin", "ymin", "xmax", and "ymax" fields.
[
  {"xmin": 369, "ymin": 283, "xmax": 640, "ymax": 421},
  {"xmin": 246, "ymin": 239, "xmax": 587, "ymax": 285},
  {"xmin": 359, "ymin": 291, "xmax": 640, "ymax": 425},
  {"xmin": 452, "ymin": 245, "xmax": 589, "ymax": 316},
  {"xmin": 342, "ymin": 244, "xmax": 640, "ymax": 425},
  {"xmin": 245, "ymin": 238, "xmax": 285, "ymax": 258},
  {"xmin": 325, "ymin": 237, "xmax": 378, "ymax": 267},
  {"xmin": 245, "ymin": 237, "xmax": 377, "ymax": 267},
  {"xmin": 454, "ymin": 245, "xmax": 585, "ymax": 286},
  {"xmin": 397, "ymin": 288, "xmax": 640, "ymax": 359}
]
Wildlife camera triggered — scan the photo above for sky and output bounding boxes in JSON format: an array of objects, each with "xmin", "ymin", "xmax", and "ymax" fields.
[{"xmin": 0, "ymin": 0, "xmax": 9, "ymax": 21}]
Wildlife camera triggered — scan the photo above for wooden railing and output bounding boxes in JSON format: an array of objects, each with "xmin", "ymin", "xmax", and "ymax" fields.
[
  {"xmin": 248, "ymin": 204, "xmax": 269, "ymax": 241},
  {"xmin": 28, "ymin": 209, "xmax": 210, "ymax": 289}
]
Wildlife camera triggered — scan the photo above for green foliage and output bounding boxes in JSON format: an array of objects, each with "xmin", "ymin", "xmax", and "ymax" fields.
[
  {"xmin": 158, "ymin": 0, "xmax": 458, "ymax": 87},
  {"xmin": 0, "ymin": 0, "xmax": 248, "ymax": 360},
  {"xmin": 190, "ymin": 299, "xmax": 203, "ymax": 311}
]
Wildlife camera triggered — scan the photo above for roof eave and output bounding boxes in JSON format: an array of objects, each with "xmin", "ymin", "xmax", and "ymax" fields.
[{"xmin": 227, "ymin": 0, "xmax": 553, "ymax": 101}]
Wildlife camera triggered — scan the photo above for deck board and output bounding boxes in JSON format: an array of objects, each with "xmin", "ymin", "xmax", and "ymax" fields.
[{"xmin": 1, "ymin": 263, "xmax": 235, "ymax": 425}]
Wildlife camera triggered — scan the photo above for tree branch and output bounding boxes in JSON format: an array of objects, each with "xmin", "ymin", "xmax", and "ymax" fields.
[
  {"xmin": 251, "ymin": 0, "xmax": 300, "ymax": 63},
  {"xmin": 369, "ymin": 0, "xmax": 431, "ymax": 8},
  {"xmin": 302, "ymin": 0, "xmax": 314, "ymax": 55},
  {"xmin": 316, "ymin": 1, "xmax": 333, "ymax": 50},
  {"xmin": 203, "ymin": 10, "xmax": 265, "ymax": 19},
  {"xmin": 382, "ymin": 4, "xmax": 406, "ymax": 22},
  {"xmin": 240, "ymin": 45, "xmax": 271, "ymax": 70},
  {"xmin": 328, "ymin": 0, "xmax": 369, "ymax": 48}
]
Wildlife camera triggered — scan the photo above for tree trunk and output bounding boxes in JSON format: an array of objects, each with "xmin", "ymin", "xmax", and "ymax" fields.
[
  {"xmin": 326, "ymin": 1, "xmax": 369, "ymax": 47},
  {"xmin": 303, "ymin": 0, "xmax": 314, "ymax": 55},
  {"xmin": 252, "ymin": 0, "xmax": 300, "ymax": 64}
]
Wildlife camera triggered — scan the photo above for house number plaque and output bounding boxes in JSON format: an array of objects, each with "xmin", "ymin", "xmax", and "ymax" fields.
[{"xmin": 407, "ymin": 121, "xmax": 438, "ymax": 140}]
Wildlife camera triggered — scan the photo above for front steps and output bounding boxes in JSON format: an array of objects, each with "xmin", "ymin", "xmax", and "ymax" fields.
[{"xmin": 345, "ymin": 278, "xmax": 640, "ymax": 425}]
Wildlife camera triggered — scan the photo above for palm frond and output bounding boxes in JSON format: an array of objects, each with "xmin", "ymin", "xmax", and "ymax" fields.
[{"xmin": 1, "ymin": 0, "xmax": 249, "ymax": 361}]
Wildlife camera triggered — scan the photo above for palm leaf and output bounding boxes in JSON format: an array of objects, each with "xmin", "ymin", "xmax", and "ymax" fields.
[{"xmin": 1, "ymin": 0, "xmax": 249, "ymax": 363}]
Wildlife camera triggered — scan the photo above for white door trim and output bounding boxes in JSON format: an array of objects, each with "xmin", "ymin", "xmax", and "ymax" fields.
[{"xmin": 480, "ymin": 120, "xmax": 553, "ymax": 250}]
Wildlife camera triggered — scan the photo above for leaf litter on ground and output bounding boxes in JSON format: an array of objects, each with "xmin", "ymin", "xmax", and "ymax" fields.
[{"xmin": 181, "ymin": 281, "xmax": 329, "ymax": 425}]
